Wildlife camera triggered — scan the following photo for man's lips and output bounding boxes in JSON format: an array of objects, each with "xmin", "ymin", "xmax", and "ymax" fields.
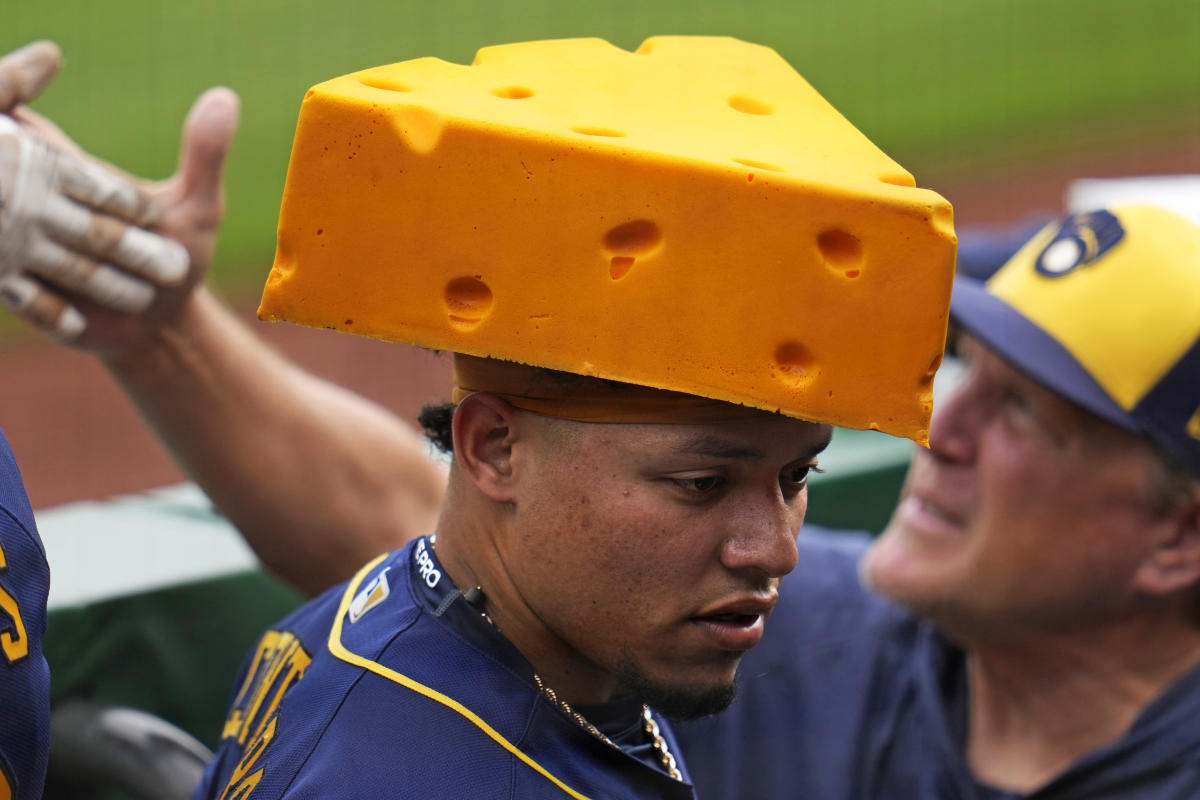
[
  {"xmin": 896, "ymin": 492, "xmax": 966, "ymax": 537},
  {"xmin": 690, "ymin": 596, "xmax": 777, "ymax": 651}
]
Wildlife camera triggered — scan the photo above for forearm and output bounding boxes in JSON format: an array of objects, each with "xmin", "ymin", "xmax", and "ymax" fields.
[{"xmin": 104, "ymin": 288, "xmax": 446, "ymax": 595}]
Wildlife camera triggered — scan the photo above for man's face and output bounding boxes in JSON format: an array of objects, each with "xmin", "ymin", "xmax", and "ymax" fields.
[
  {"xmin": 863, "ymin": 337, "xmax": 1172, "ymax": 641},
  {"xmin": 502, "ymin": 409, "xmax": 831, "ymax": 718}
]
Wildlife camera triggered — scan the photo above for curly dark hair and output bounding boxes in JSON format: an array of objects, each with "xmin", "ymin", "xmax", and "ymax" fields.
[{"xmin": 418, "ymin": 402, "xmax": 456, "ymax": 453}]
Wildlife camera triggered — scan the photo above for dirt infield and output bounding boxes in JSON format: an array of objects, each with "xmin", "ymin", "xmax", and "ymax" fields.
[{"xmin": 3, "ymin": 136, "xmax": 1198, "ymax": 510}]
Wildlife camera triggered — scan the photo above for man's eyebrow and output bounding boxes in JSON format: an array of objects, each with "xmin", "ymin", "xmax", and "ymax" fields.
[
  {"xmin": 677, "ymin": 426, "xmax": 833, "ymax": 462},
  {"xmin": 810, "ymin": 428, "xmax": 834, "ymax": 458},
  {"xmin": 678, "ymin": 435, "xmax": 766, "ymax": 461}
]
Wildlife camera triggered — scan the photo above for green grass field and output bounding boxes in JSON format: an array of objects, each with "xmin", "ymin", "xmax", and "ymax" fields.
[{"xmin": 6, "ymin": 0, "xmax": 1199, "ymax": 290}]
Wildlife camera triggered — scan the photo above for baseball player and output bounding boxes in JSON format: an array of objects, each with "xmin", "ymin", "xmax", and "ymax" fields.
[
  {"xmin": 0, "ymin": 426, "xmax": 49, "ymax": 800},
  {"xmin": 195, "ymin": 364, "xmax": 833, "ymax": 797},
  {"xmin": 188, "ymin": 37, "xmax": 952, "ymax": 799}
]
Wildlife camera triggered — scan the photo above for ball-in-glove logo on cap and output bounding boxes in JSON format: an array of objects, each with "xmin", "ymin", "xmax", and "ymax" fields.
[{"xmin": 1034, "ymin": 210, "xmax": 1125, "ymax": 278}]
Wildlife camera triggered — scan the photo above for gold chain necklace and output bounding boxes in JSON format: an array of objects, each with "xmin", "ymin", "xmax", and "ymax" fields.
[
  {"xmin": 532, "ymin": 672, "xmax": 683, "ymax": 782},
  {"xmin": 470, "ymin": 590, "xmax": 682, "ymax": 781},
  {"xmin": 429, "ymin": 538, "xmax": 682, "ymax": 782}
]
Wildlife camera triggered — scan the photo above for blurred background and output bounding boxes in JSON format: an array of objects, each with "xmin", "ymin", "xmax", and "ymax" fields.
[{"xmin": 2, "ymin": 0, "xmax": 1199, "ymax": 507}]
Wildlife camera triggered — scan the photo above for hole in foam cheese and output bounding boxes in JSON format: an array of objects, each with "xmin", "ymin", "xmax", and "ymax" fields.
[
  {"xmin": 443, "ymin": 277, "xmax": 494, "ymax": 330},
  {"xmin": 603, "ymin": 220, "xmax": 662, "ymax": 280},
  {"xmin": 259, "ymin": 35, "xmax": 956, "ymax": 444}
]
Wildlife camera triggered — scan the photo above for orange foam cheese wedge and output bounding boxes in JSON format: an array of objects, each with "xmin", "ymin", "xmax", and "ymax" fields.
[{"xmin": 260, "ymin": 36, "xmax": 956, "ymax": 443}]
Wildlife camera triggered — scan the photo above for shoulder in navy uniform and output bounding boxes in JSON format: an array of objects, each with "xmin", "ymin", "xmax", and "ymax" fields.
[{"xmin": 0, "ymin": 427, "xmax": 51, "ymax": 800}]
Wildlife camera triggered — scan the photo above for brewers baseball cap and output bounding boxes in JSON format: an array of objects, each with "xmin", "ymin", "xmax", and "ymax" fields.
[{"xmin": 950, "ymin": 204, "xmax": 1200, "ymax": 476}]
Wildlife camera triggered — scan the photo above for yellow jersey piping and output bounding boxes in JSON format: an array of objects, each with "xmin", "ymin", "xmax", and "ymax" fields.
[{"xmin": 326, "ymin": 553, "xmax": 596, "ymax": 800}]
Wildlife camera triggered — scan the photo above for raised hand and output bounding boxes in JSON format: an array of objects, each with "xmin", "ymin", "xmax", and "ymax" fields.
[
  {"xmin": 0, "ymin": 113, "xmax": 189, "ymax": 339},
  {"xmin": 0, "ymin": 40, "xmax": 238, "ymax": 352},
  {"xmin": 29, "ymin": 87, "xmax": 239, "ymax": 358}
]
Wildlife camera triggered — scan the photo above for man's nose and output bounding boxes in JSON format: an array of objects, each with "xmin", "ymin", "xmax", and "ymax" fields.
[
  {"xmin": 927, "ymin": 379, "xmax": 980, "ymax": 466},
  {"xmin": 720, "ymin": 490, "xmax": 803, "ymax": 579}
]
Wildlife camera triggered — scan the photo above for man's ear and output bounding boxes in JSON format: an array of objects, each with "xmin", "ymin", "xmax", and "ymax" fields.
[
  {"xmin": 451, "ymin": 393, "xmax": 520, "ymax": 503},
  {"xmin": 1135, "ymin": 487, "xmax": 1200, "ymax": 596}
]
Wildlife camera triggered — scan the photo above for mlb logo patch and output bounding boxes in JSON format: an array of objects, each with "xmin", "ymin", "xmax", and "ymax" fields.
[
  {"xmin": 1035, "ymin": 210, "xmax": 1125, "ymax": 277},
  {"xmin": 349, "ymin": 568, "xmax": 391, "ymax": 623}
]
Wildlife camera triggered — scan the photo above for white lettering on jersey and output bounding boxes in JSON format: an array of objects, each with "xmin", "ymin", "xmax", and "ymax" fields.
[{"xmin": 414, "ymin": 539, "xmax": 442, "ymax": 589}]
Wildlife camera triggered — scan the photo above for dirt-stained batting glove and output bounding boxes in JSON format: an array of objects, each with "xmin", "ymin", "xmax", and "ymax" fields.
[{"xmin": 0, "ymin": 115, "xmax": 189, "ymax": 340}]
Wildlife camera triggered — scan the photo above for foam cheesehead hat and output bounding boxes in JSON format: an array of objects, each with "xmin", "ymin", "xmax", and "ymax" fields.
[
  {"xmin": 259, "ymin": 35, "xmax": 957, "ymax": 443},
  {"xmin": 950, "ymin": 204, "xmax": 1200, "ymax": 476}
]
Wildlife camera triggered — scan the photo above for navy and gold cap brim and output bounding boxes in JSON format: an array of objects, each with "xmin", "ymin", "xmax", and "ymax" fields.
[
  {"xmin": 949, "ymin": 204, "xmax": 1200, "ymax": 477},
  {"xmin": 950, "ymin": 277, "xmax": 1131, "ymax": 430}
]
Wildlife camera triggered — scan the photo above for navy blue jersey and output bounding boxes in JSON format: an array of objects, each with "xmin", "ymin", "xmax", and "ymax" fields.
[
  {"xmin": 0, "ymin": 430, "xmax": 50, "ymax": 800},
  {"xmin": 675, "ymin": 528, "xmax": 1200, "ymax": 799},
  {"xmin": 197, "ymin": 537, "xmax": 695, "ymax": 800}
]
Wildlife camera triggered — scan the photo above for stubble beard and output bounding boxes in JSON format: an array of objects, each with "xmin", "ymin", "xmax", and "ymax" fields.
[{"xmin": 613, "ymin": 656, "xmax": 740, "ymax": 721}]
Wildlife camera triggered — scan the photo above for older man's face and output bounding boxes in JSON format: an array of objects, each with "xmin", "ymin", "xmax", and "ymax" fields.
[
  {"xmin": 863, "ymin": 337, "xmax": 1174, "ymax": 642},
  {"xmin": 500, "ymin": 408, "xmax": 831, "ymax": 718}
]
